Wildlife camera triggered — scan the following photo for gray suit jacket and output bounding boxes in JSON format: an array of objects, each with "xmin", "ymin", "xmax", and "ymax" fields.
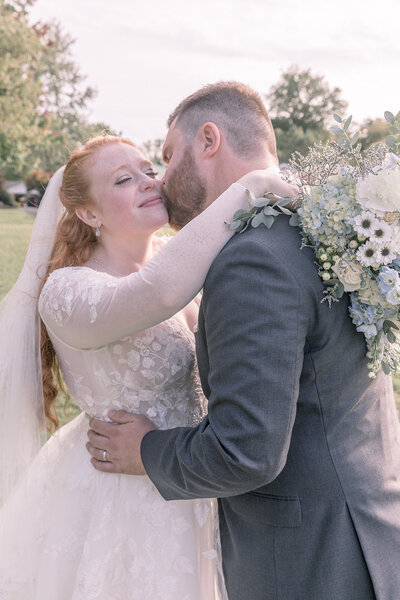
[{"xmin": 141, "ymin": 216, "xmax": 400, "ymax": 600}]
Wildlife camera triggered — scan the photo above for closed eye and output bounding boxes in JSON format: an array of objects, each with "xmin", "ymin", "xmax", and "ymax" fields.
[{"xmin": 115, "ymin": 177, "xmax": 132, "ymax": 185}]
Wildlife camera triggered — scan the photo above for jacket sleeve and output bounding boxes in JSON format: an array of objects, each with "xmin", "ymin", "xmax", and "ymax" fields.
[{"xmin": 141, "ymin": 231, "xmax": 310, "ymax": 499}]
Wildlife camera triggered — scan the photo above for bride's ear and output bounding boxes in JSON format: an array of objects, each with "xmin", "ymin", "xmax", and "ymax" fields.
[
  {"xmin": 75, "ymin": 207, "xmax": 100, "ymax": 229},
  {"xmin": 197, "ymin": 122, "xmax": 221, "ymax": 159}
]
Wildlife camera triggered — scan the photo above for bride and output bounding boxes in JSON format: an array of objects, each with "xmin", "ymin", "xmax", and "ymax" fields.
[{"xmin": 0, "ymin": 134, "xmax": 291, "ymax": 599}]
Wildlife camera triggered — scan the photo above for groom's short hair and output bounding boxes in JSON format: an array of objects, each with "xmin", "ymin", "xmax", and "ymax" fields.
[{"xmin": 167, "ymin": 81, "xmax": 277, "ymax": 159}]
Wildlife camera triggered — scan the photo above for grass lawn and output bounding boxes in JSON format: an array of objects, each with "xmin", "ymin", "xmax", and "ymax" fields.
[
  {"xmin": 0, "ymin": 208, "xmax": 34, "ymax": 298},
  {"xmin": 1, "ymin": 208, "xmax": 400, "ymax": 428}
]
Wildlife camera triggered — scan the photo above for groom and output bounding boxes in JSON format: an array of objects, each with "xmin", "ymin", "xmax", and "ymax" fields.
[{"xmin": 87, "ymin": 82, "xmax": 400, "ymax": 599}]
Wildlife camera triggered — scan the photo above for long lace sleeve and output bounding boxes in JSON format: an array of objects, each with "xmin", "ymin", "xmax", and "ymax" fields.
[{"xmin": 39, "ymin": 183, "xmax": 249, "ymax": 349}]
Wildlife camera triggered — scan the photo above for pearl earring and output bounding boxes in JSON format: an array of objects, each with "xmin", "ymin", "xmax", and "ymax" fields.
[{"xmin": 95, "ymin": 224, "xmax": 101, "ymax": 238}]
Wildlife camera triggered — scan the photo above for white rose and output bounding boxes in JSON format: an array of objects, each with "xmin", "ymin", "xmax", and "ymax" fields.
[
  {"xmin": 332, "ymin": 257, "xmax": 363, "ymax": 292},
  {"xmin": 356, "ymin": 164, "xmax": 400, "ymax": 213},
  {"xmin": 357, "ymin": 280, "xmax": 381, "ymax": 305}
]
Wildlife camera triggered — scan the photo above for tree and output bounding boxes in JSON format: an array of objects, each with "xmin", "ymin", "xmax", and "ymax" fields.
[
  {"xmin": 2, "ymin": 0, "xmax": 35, "ymax": 13},
  {"xmin": 266, "ymin": 66, "xmax": 348, "ymax": 163},
  {"xmin": 271, "ymin": 126, "xmax": 327, "ymax": 167},
  {"xmin": 24, "ymin": 168, "xmax": 51, "ymax": 194},
  {"xmin": 28, "ymin": 19, "xmax": 117, "ymax": 172},
  {"xmin": 0, "ymin": 1, "xmax": 43, "ymax": 177},
  {"xmin": 0, "ymin": 0, "xmax": 115, "ymax": 178},
  {"xmin": 141, "ymin": 138, "xmax": 165, "ymax": 166},
  {"xmin": 359, "ymin": 118, "xmax": 391, "ymax": 150}
]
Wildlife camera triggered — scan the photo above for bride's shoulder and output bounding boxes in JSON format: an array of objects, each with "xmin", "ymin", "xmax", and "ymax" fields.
[
  {"xmin": 43, "ymin": 265, "xmax": 91, "ymax": 285},
  {"xmin": 40, "ymin": 266, "xmax": 99, "ymax": 299},
  {"xmin": 38, "ymin": 266, "xmax": 109, "ymax": 324}
]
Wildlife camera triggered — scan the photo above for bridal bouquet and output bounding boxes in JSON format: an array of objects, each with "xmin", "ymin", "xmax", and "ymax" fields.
[{"xmin": 230, "ymin": 110, "xmax": 400, "ymax": 377}]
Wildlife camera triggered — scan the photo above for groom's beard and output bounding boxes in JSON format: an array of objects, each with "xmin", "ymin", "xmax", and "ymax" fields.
[{"xmin": 163, "ymin": 148, "xmax": 208, "ymax": 230}]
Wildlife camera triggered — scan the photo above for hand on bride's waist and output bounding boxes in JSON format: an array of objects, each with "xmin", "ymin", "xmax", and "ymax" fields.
[{"xmin": 86, "ymin": 410, "xmax": 157, "ymax": 476}]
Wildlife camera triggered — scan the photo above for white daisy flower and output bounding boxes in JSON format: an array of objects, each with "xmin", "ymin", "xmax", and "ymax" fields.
[
  {"xmin": 376, "ymin": 243, "xmax": 397, "ymax": 265},
  {"xmin": 352, "ymin": 211, "xmax": 379, "ymax": 237},
  {"xmin": 369, "ymin": 220, "xmax": 393, "ymax": 245},
  {"xmin": 356, "ymin": 240, "xmax": 381, "ymax": 267}
]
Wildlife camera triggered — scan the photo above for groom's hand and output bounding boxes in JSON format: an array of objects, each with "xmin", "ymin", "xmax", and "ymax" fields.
[{"xmin": 86, "ymin": 411, "xmax": 157, "ymax": 475}]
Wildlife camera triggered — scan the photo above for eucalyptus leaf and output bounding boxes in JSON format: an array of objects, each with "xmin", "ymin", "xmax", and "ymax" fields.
[
  {"xmin": 278, "ymin": 206, "xmax": 292, "ymax": 215},
  {"xmin": 339, "ymin": 139, "xmax": 350, "ymax": 150},
  {"xmin": 232, "ymin": 208, "xmax": 251, "ymax": 219},
  {"xmin": 289, "ymin": 213, "xmax": 300, "ymax": 226},
  {"xmin": 351, "ymin": 131, "xmax": 359, "ymax": 146},
  {"xmin": 387, "ymin": 330, "xmax": 396, "ymax": 344},
  {"xmin": 386, "ymin": 135, "xmax": 396, "ymax": 149},
  {"xmin": 336, "ymin": 282, "xmax": 345, "ymax": 298},
  {"xmin": 343, "ymin": 115, "xmax": 352, "ymax": 131},
  {"xmin": 263, "ymin": 206, "xmax": 279, "ymax": 216},
  {"xmin": 382, "ymin": 361, "xmax": 391, "ymax": 375},
  {"xmin": 337, "ymin": 137, "xmax": 348, "ymax": 148},
  {"xmin": 330, "ymin": 126, "xmax": 344, "ymax": 136},
  {"xmin": 384, "ymin": 319, "xmax": 399, "ymax": 331},
  {"xmin": 229, "ymin": 220, "xmax": 242, "ymax": 231},
  {"xmin": 323, "ymin": 279, "xmax": 340, "ymax": 286},
  {"xmin": 384, "ymin": 111, "xmax": 395, "ymax": 125},
  {"xmin": 263, "ymin": 215, "xmax": 275, "ymax": 229},
  {"xmin": 251, "ymin": 197, "xmax": 270, "ymax": 208},
  {"xmin": 333, "ymin": 114, "xmax": 343, "ymax": 123},
  {"xmin": 274, "ymin": 197, "xmax": 291, "ymax": 207},
  {"xmin": 251, "ymin": 212, "xmax": 266, "ymax": 228}
]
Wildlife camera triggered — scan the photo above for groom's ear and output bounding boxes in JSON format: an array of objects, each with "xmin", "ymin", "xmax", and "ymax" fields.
[{"xmin": 198, "ymin": 122, "xmax": 221, "ymax": 159}]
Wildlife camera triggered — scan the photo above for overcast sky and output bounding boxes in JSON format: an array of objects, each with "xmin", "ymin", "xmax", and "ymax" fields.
[{"xmin": 29, "ymin": 0, "xmax": 400, "ymax": 144}]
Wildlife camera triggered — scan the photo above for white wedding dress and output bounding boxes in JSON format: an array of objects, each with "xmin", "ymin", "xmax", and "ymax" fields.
[{"xmin": 0, "ymin": 182, "xmax": 251, "ymax": 600}]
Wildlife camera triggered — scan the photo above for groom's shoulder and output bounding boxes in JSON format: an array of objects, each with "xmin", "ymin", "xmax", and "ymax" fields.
[
  {"xmin": 207, "ymin": 215, "xmax": 321, "ymax": 289},
  {"xmin": 218, "ymin": 214, "xmax": 311, "ymax": 264}
]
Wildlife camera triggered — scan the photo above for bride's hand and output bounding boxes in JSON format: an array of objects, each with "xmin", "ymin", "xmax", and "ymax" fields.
[{"xmin": 237, "ymin": 169, "xmax": 299, "ymax": 210}]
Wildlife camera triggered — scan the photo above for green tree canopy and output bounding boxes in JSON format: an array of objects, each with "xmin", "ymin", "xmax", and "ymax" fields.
[
  {"xmin": 266, "ymin": 66, "xmax": 348, "ymax": 163},
  {"xmin": 0, "ymin": 0, "xmax": 115, "ymax": 178},
  {"xmin": 0, "ymin": 1, "xmax": 42, "ymax": 176},
  {"xmin": 359, "ymin": 118, "xmax": 391, "ymax": 150}
]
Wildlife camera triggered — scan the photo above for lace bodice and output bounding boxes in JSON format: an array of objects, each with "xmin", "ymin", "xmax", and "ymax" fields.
[
  {"xmin": 39, "ymin": 267, "xmax": 206, "ymax": 428},
  {"xmin": 37, "ymin": 183, "xmax": 258, "ymax": 427}
]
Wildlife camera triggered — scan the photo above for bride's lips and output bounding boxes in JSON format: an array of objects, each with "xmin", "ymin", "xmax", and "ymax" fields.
[{"xmin": 139, "ymin": 196, "xmax": 163, "ymax": 208}]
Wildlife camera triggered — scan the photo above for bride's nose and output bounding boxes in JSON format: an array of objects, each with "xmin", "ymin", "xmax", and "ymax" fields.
[{"xmin": 139, "ymin": 176, "xmax": 155, "ymax": 192}]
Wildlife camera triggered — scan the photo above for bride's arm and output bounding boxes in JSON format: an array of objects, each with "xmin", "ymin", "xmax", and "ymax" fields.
[{"xmin": 39, "ymin": 172, "xmax": 297, "ymax": 349}]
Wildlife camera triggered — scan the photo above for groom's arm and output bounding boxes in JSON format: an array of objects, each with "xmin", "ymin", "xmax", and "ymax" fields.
[{"xmin": 139, "ymin": 230, "xmax": 310, "ymax": 500}]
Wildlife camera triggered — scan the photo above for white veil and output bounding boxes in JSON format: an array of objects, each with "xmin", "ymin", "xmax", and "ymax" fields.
[{"xmin": 0, "ymin": 167, "xmax": 64, "ymax": 507}]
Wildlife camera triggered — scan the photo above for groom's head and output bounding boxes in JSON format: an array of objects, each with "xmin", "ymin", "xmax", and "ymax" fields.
[{"xmin": 162, "ymin": 81, "xmax": 278, "ymax": 229}]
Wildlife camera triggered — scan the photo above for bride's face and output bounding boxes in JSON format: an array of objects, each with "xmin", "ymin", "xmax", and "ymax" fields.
[{"xmin": 86, "ymin": 143, "xmax": 168, "ymax": 237}]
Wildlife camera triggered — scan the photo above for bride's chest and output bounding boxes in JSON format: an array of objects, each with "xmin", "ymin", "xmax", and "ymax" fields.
[
  {"xmin": 106, "ymin": 318, "xmax": 197, "ymax": 389},
  {"xmin": 58, "ymin": 318, "xmax": 197, "ymax": 394}
]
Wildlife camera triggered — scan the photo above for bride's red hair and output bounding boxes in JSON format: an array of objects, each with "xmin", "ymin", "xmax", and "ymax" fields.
[{"xmin": 40, "ymin": 135, "xmax": 136, "ymax": 430}]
